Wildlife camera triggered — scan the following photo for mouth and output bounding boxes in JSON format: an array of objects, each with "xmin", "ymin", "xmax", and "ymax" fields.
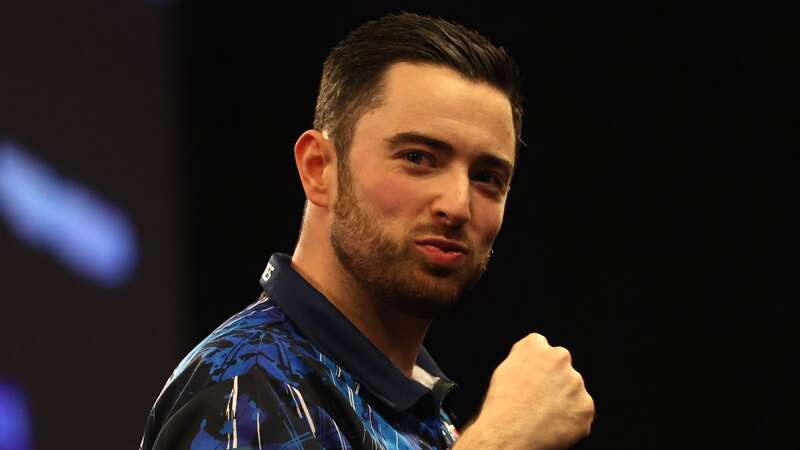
[
  {"xmin": 415, "ymin": 238, "xmax": 470, "ymax": 267},
  {"xmin": 415, "ymin": 238, "xmax": 470, "ymax": 254}
]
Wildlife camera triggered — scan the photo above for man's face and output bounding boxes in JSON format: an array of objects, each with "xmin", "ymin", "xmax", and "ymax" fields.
[{"xmin": 330, "ymin": 62, "xmax": 516, "ymax": 318}]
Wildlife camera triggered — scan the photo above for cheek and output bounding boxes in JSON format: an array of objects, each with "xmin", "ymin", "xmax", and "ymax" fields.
[
  {"xmin": 357, "ymin": 171, "xmax": 422, "ymax": 220},
  {"xmin": 473, "ymin": 198, "xmax": 505, "ymax": 245}
]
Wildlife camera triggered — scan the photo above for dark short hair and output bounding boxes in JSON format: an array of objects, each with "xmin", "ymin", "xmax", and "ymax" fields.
[{"xmin": 313, "ymin": 12, "xmax": 524, "ymax": 163}]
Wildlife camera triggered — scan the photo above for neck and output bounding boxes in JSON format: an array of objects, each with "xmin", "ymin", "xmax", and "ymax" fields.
[{"xmin": 293, "ymin": 223, "xmax": 431, "ymax": 378}]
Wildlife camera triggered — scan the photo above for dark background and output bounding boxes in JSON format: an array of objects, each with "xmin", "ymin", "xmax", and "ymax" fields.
[
  {"xmin": 179, "ymin": 2, "xmax": 786, "ymax": 449},
  {"xmin": 2, "ymin": 1, "xmax": 789, "ymax": 449}
]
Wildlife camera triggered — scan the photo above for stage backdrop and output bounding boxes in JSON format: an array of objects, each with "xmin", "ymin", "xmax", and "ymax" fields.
[{"xmin": 1, "ymin": 1, "xmax": 187, "ymax": 449}]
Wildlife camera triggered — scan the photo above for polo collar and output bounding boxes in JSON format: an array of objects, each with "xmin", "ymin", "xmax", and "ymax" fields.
[{"xmin": 259, "ymin": 253, "xmax": 456, "ymax": 412}]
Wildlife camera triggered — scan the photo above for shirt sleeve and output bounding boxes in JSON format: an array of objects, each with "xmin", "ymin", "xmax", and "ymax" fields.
[{"xmin": 144, "ymin": 365, "xmax": 355, "ymax": 450}]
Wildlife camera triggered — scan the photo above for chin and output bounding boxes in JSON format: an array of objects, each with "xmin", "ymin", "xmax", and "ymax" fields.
[{"xmin": 384, "ymin": 265, "xmax": 477, "ymax": 319}]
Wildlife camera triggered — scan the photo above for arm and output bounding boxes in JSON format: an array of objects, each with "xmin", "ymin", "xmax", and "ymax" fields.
[
  {"xmin": 145, "ymin": 367, "xmax": 350, "ymax": 450},
  {"xmin": 452, "ymin": 333, "xmax": 595, "ymax": 450}
]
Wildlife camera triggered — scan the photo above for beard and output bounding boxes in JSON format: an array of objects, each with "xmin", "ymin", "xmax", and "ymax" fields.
[{"xmin": 329, "ymin": 164, "xmax": 492, "ymax": 319}]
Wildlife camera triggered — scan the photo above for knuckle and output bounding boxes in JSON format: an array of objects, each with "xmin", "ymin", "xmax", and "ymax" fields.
[
  {"xmin": 553, "ymin": 345, "xmax": 572, "ymax": 362},
  {"xmin": 527, "ymin": 332, "xmax": 548, "ymax": 345},
  {"xmin": 512, "ymin": 333, "xmax": 548, "ymax": 353},
  {"xmin": 574, "ymin": 369, "xmax": 585, "ymax": 386},
  {"xmin": 570, "ymin": 369, "xmax": 584, "ymax": 387},
  {"xmin": 583, "ymin": 389, "xmax": 595, "ymax": 408},
  {"xmin": 582, "ymin": 393, "xmax": 596, "ymax": 420}
]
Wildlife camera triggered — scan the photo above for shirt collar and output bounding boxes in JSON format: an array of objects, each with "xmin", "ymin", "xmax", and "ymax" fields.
[{"xmin": 259, "ymin": 253, "xmax": 456, "ymax": 412}]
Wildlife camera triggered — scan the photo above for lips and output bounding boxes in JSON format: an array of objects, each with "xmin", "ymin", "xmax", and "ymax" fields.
[
  {"xmin": 416, "ymin": 238, "xmax": 469, "ymax": 268},
  {"xmin": 415, "ymin": 238, "xmax": 470, "ymax": 254}
]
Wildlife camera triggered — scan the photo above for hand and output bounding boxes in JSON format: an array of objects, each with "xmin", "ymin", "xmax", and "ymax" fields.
[{"xmin": 454, "ymin": 333, "xmax": 594, "ymax": 450}]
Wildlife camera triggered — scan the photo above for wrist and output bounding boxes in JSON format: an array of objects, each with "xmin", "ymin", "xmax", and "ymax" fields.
[{"xmin": 452, "ymin": 416, "xmax": 522, "ymax": 450}]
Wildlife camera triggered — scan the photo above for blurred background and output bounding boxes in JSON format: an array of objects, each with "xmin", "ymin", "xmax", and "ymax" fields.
[{"xmin": 0, "ymin": 1, "xmax": 788, "ymax": 449}]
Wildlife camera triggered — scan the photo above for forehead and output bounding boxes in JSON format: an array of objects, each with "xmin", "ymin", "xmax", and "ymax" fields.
[{"xmin": 354, "ymin": 62, "xmax": 516, "ymax": 162}]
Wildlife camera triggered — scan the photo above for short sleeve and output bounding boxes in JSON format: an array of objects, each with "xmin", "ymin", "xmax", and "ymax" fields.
[{"xmin": 143, "ymin": 365, "xmax": 354, "ymax": 450}]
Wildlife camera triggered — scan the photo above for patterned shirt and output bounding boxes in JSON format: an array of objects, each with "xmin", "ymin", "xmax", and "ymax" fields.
[{"xmin": 140, "ymin": 253, "xmax": 460, "ymax": 449}]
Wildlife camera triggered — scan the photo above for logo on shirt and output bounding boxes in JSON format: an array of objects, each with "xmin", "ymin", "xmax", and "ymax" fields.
[
  {"xmin": 261, "ymin": 262, "xmax": 275, "ymax": 283},
  {"xmin": 445, "ymin": 422, "xmax": 460, "ymax": 440}
]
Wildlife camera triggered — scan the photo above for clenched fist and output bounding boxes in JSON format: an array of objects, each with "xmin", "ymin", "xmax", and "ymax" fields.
[{"xmin": 454, "ymin": 333, "xmax": 594, "ymax": 450}]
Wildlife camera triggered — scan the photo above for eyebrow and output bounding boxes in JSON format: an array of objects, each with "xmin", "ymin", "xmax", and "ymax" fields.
[{"xmin": 384, "ymin": 131, "xmax": 515, "ymax": 179}]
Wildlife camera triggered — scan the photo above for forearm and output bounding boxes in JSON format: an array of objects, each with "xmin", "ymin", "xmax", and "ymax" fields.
[{"xmin": 451, "ymin": 418, "xmax": 551, "ymax": 450}]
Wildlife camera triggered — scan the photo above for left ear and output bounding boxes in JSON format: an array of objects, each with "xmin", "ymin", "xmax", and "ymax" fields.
[{"xmin": 293, "ymin": 129, "xmax": 337, "ymax": 209}]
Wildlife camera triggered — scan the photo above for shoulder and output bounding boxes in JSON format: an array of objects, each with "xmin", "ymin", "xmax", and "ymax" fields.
[
  {"xmin": 141, "ymin": 296, "xmax": 350, "ymax": 450},
  {"xmin": 168, "ymin": 296, "xmax": 320, "ymax": 393}
]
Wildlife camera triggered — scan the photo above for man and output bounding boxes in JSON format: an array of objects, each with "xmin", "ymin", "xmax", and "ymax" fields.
[{"xmin": 141, "ymin": 12, "xmax": 594, "ymax": 450}]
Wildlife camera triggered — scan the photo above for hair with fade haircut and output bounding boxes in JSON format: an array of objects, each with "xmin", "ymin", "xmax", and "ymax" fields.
[{"xmin": 313, "ymin": 12, "xmax": 525, "ymax": 167}]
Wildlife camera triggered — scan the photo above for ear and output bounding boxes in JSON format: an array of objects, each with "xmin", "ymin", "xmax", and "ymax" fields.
[{"xmin": 294, "ymin": 129, "xmax": 337, "ymax": 208}]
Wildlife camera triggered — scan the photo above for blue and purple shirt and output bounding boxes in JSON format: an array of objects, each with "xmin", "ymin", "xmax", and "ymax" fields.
[{"xmin": 140, "ymin": 253, "xmax": 460, "ymax": 449}]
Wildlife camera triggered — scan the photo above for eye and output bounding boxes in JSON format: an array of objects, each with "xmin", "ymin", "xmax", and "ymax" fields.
[
  {"xmin": 403, "ymin": 151, "xmax": 435, "ymax": 167},
  {"xmin": 472, "ymin": 169, "xmax": 504, "ymax": 188}
]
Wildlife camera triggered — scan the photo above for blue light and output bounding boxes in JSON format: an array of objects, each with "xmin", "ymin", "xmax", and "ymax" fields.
[
  {"xmin": 0, "ymin": 380, "xmax": 32, "ymax": 450},
  {"xmin": 0, "ymin": 142, "xmax": 138, "ymax": 287}
]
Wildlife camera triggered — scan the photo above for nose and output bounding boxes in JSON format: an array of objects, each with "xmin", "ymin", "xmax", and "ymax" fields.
[{"xmin": 431, "ymin": 172, "xmax": 471, "ymax": 228}]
